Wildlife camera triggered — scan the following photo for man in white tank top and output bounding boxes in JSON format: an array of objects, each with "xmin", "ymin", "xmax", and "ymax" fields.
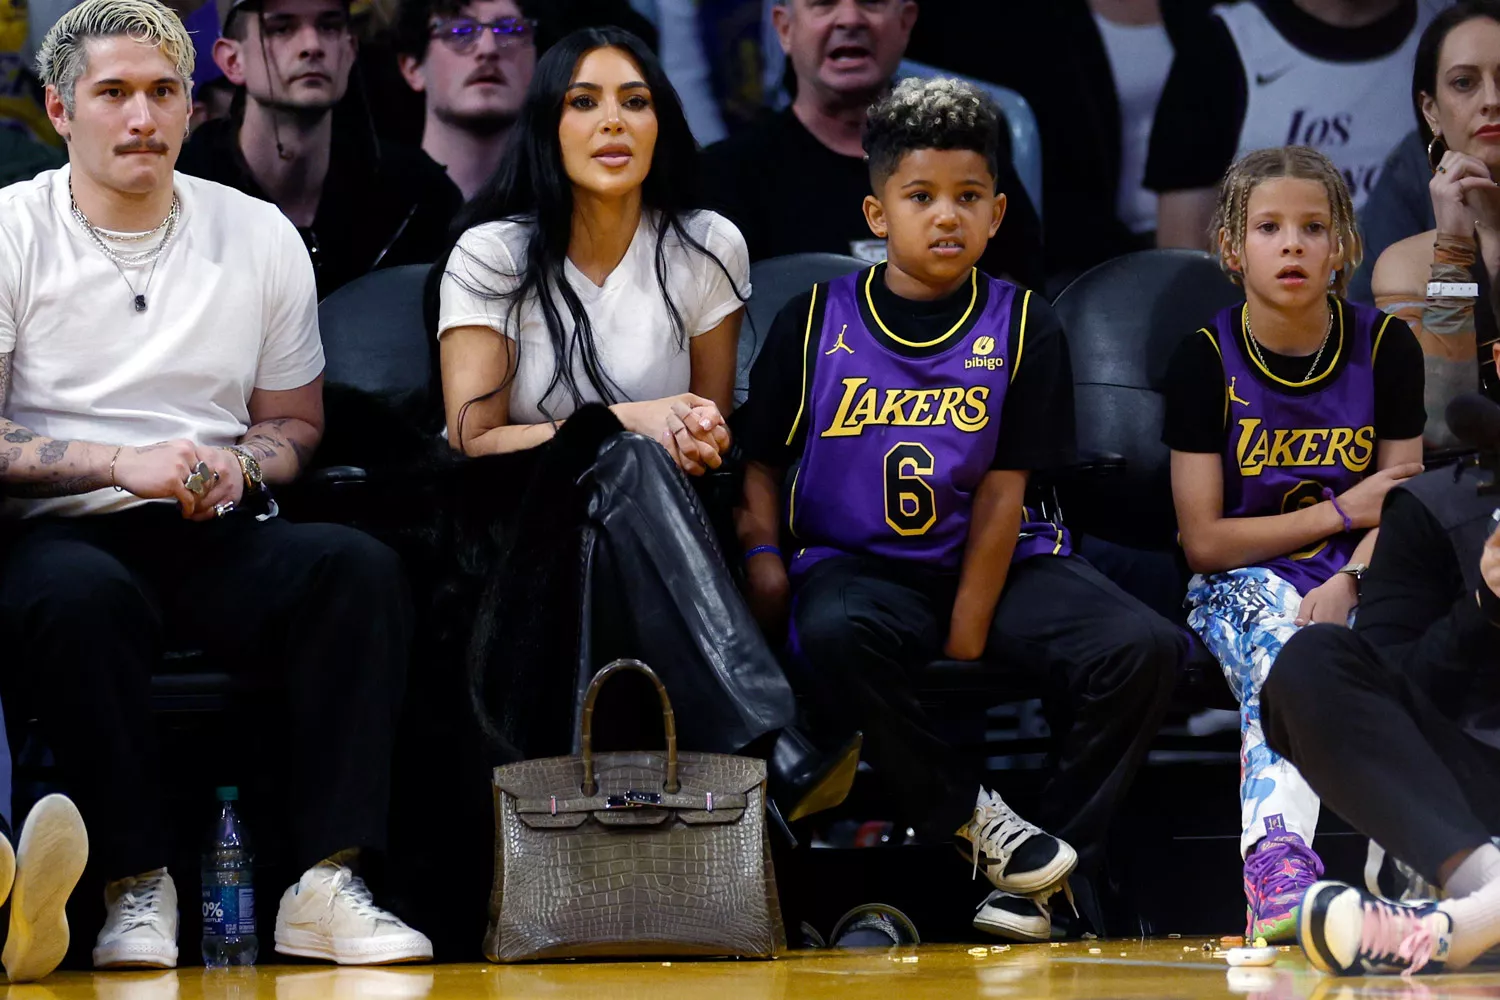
[{"xmin": 1147, "ymin": 0, "xmax": 1442, "ymax": 249}]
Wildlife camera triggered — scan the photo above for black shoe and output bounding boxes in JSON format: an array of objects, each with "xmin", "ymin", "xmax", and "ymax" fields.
[{"xmin": 768, "ymin": 729, "xmax": 862, "ymax": 824}]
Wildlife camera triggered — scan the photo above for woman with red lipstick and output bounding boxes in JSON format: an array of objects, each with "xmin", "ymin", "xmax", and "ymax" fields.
[
  {"xmin": 1162, "ymin": 146, "xmax": 1426, "ymax": 944},
  {"xmin": 1373, "ymin": 1, "xmax": 1500, "ymax": 449}
]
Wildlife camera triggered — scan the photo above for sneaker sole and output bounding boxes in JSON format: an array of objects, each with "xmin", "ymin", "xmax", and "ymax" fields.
[
  {"xmin": 973, "ymin": 909, "xmax": 1050, "ymax": 943},
  {"xmin": 274, "ymin": 928, "xmax": 433, "ymax": 966},
  {"xmin": 1249, "ymin": 908, "xmax": 1299, "ymax": 945},
  {"xmin": 3, "ymin": 795, "xmax": 89, "ymax": 983}
]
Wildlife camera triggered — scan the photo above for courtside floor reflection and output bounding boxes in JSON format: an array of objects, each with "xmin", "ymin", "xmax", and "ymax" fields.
[{"xmin": 4, "ymin": 941, "xmax": 1499, "ymax": 999}]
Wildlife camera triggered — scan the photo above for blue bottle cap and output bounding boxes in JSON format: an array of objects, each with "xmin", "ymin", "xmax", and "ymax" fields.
[{"xmin": 215, "ymin": 786, "xmax": 239, "ymax": 802}]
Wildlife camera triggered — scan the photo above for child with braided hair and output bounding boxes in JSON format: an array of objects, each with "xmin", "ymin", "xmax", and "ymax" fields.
[{"xmin": 1162, "ymin": 146, "xmax": 1427, "ymax": 942}]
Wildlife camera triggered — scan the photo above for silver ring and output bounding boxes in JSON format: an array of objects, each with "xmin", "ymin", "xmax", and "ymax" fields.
[{"xmin": 214, "ymin": 501, "xmax": 235, "ymax": 518}]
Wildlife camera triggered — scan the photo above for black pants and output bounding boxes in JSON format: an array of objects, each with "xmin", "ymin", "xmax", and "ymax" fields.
[
  {"xmin": 0, "ymin": 505, "xmax": 413, "ymax": 879},
  {"xmin": 789, "ymin": 553, "xmax": 1182, "ymax": 871},
  {"xmin": 1262, "ymin": 625, "xmax": 1500, "ymax": 884}
]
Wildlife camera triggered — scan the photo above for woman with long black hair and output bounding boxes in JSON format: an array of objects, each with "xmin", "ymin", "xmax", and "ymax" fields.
[
  {"xmin": 416, "ymin": 27, "xmax": 856, "ymax": 840},
  {"xmin": 437, "ymin": 25, "xmax": 743, "ymax": 475}
]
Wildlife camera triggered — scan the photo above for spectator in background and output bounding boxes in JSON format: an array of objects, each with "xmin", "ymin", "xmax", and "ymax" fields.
[
  {"xmin": 908, "ymin": 0, "xmax": 1204, "ymax": 290},
  {"xmin": 395, "ymin": 0, "xmax": 537, "ymax": 200},
  {"xmin": 700, "ymin": 0, "xmax": 1042, "ymax": 289},
  {"xmin": 176, "ymin": 0, "xmax": 462, "ymax": 298},
  {"xmin": 1147, "ymin": 0, "xmax": 1444, "ymax": 251},
  {"xmin": 1371, "ymin": 2, "xmax": 1500, "ymax": 450},
  {"xmin": 1349, "ymin": 130, "xmax": 1433, "ymax": 303}
]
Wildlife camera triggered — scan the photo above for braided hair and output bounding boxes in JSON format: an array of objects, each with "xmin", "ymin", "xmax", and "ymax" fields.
[{"xmin": 1210, "ymin": 146, "xmax": 1362, "ymax": 296}]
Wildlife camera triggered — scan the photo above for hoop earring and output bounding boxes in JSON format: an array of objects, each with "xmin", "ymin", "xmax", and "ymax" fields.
[{"xmin": 1429, "ymin": 132, "xmax": 1446, "ymax": 173}]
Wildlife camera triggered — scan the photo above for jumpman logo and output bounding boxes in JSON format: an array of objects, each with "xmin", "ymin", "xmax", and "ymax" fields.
[
  {"xmin": 1228, "ymin": 376, "xmax": 1251, "ymax": 407},
  {"xmin": 825, "ymin": 325, "xmax": 854, "ymax": 356}
]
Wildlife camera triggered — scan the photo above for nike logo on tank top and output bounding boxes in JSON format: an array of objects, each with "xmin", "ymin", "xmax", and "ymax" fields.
[
  {"xmin": 1216, "ymin": 0, "xmax": 1441, "ymax": 207},
  {"xmin": 786, "ymin": 267, "xmax": 1069, "ymax": 581},
  {"xmin": 1212, "ymin": 298, "xmax": 1387, "ymax": 595}
]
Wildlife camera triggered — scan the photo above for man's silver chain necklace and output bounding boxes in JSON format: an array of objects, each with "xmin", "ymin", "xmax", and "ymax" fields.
[
  {"xmin": 1245, "ymin": 305, "xmax": 1334, "ymax": 382},
  {"xmin": 69, "ymin": 186, "xmax": 180, "ymax": 312}
]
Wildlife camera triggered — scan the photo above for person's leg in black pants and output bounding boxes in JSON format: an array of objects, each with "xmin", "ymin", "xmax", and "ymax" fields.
[
  {"xmin": 171, "ymin": 517, "xmax": 414, "ymax": 872},
  {"xmin": 1262, "ymin": 625, "xmax": 1500, "ymax": 884},
  {"xmin": 788, "ymin": 555, "xmax": 973, "ymax": 841},
  {"xmin": 0, "ymin": 528, "xmax": 169, "ymax": 879},
  {"xmin": 987, "ymin": 555, "xmax": 1184, "ymax": 875}
]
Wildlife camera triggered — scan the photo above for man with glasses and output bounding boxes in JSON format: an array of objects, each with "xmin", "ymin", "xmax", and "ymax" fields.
[
  {"xmin": 394, "ymin": 0, "xmax": 536, "ymax": 200},
  {"xmin": 177, "ymin": 0, "xmax": 462, "ymax": 298}
]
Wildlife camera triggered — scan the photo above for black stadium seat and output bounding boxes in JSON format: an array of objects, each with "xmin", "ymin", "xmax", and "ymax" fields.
[
  {"xmin": 317, "ymin": 263, "xmax": 434, "ymax": 421},
  {"xmin": 739, "ymin": 253, "xmax": 867, "ymax": 405},
  {"xmin": 1053, "ymin": 249, "xmax": 1243, "ymax": 711},
  {"xmin": 1053, "ymin": 249, "xmax": 1242, "ymax": 552}
]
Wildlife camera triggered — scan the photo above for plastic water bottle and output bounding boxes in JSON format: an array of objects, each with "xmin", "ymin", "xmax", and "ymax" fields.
[{"xmin": 202, "ymin": 786, "xmax": 258, "ymax": 967}]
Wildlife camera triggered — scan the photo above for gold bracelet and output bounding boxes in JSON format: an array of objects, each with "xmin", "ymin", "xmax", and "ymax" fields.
[{"xmin": 109, "ymin": 445, "xmax": 123, "ymax": 492}]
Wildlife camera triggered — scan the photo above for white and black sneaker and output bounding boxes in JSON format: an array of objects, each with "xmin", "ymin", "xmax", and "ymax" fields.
[
  {"xmin": 973, "ymin": 890, "xmax": 1051, "ymax": 942},
  {"xmin": 1299, "ymin": 880, "xmax": 1452, "ymax": 976},
  {"xmin": 957, "ymin": 788, "xmax": 1077, "ymax": 895}
]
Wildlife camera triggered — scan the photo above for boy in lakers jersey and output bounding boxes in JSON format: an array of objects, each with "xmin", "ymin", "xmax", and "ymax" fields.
[
  {"xmin": 1163, "ymin": 146, "xmax": 1426, "ymax": 942},
  {"xmin": 735, "ymin": 79, "xmax": 1182, "ymax": 941}
]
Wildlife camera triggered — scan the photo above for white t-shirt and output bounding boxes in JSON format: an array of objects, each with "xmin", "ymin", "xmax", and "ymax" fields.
[
  {"xmin": 437, "ymin": 209, "xmax": 750, "ymax": 424},
  {"xmin": 1093, "ymin": 12, "xmax": 1173, "ymax": 235},
  {"xmin": 0, "ymin": 166, "xmax": 325, "ymax": 517}
]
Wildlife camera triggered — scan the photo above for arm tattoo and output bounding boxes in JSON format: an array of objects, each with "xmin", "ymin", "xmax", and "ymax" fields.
[
  {"xmin": 4, "ymin": 428, "xmax": 33, "ymax": 443},
  {"xmin": 37, "ymin": 440, "xmax": 68, "ymax": 465}
]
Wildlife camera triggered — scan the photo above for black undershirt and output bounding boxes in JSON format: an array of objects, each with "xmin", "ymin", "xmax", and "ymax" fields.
[
  {"xmin": 1144, "ymin": 0, "xmax": 1420, "ymax": 193},
  {"xmin": 735, "ymin": 264, "xmax": 1076, "ymax": 473},
  {"xmin": 1161, "ymin": 300, "xmax": 1427, "ymax": 453}
]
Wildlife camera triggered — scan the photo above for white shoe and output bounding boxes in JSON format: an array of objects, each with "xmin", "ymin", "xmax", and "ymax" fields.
[
  {"xmin": 4, "ymin": 793, "xmax": 89, "ymax": 983},
  {"xmin": 274, "ymin": 864, "xmax": 432, "ymax": 966},
  {"xmin": 93, "ymin": 868, "xmax": 179, "ymax": 969},
  {"xmin": 957, "ymin": 788, "xmax": 1077, "ymax": 895},
  {"xmin": 973, "ymin": 890, "xmax": 1052, "ymax": 942}
]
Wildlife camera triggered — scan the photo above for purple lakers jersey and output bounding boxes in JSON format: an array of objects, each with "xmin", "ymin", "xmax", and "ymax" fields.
[
  {"xmin": 787, "ymin": 267, "xmax": 1068, "ymax": 580},
  {"xmin": 1212, "ymin": 298, "xmax": 1386, "ymax": 595}
]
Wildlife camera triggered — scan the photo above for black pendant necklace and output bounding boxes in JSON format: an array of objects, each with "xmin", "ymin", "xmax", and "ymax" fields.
[{"xmin": 69, "ymin": 185, "xmax": 179, "ymax": 313}]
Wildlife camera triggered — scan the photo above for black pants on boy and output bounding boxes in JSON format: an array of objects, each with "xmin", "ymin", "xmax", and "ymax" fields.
[
  {"xmin": 789, "ymin": 552, "xmax": 1181, "ymax": 872},
  {"xmin": 0, "ymin": 505, "xmax": 413, "ymax": 880},
  {"xmin": 1262, "ymin": 625, "xmax": 1500, "ymax": 883}
]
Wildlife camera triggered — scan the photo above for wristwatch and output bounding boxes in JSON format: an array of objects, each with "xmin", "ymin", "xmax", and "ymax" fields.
[
  {"xmin": 225, "ymin": 445, "xmax": 264, "ymax": 492},
  {"xmin": 1336, "ymin": 563, "xmax": 1368, "ymax": 593}
]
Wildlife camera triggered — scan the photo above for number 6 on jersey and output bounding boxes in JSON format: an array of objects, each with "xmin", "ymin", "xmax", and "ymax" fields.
[{"xmin": 884, "ymin": 442, "xmax": 937, "ymax": 536}]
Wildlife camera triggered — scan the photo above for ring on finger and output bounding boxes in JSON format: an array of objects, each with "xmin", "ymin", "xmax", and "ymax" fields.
[
  {"xmin": 214, "ymin": 500, "xmax": 236, "ymax": 518},
  {"xmin": 1439, "ymin": 164, "xmax": 1448, "ymax": 173}
]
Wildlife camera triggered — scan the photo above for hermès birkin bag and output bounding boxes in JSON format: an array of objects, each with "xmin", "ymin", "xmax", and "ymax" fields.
[{"xmin": 484, "ymin": 659, "xmax": 786, "ymax": 962}]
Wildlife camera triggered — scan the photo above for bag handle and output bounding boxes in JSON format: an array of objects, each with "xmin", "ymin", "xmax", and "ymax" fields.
[{"xmin": 579, "ymin": 659, "xmax": 680, "ymax": 796}]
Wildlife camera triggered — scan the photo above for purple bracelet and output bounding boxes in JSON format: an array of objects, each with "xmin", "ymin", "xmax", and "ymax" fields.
[{"xmin": 1322, "ymin": 487, "xmax": 1353, "ymax": 532}]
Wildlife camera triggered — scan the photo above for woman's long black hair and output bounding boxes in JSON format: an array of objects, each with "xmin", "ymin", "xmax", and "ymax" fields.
[
  {"xmin": 442, "ymin": 26, "xmax": 745, "ymax": 440},
  {"xmin": 1413, "ymin": 0, "xmax": 1500, "ymax": 146}
]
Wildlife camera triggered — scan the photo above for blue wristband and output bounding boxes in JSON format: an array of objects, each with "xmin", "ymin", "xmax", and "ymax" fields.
[{"xmin": 745, "ymin": 544, "xmax": 782, "ymax": 562}]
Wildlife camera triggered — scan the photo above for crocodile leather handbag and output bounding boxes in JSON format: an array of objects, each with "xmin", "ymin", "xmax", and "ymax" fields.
[{"xmin": 484, "ymin": 659, "xmax": 786, "ymax": 962}]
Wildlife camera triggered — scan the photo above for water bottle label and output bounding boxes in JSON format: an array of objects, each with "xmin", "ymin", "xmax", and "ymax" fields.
[{"xmin": 203, "ymin": 884, "xmax": 256, "ymax": 936}]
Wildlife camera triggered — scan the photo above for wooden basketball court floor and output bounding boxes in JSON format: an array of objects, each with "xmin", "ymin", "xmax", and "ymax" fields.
[{"xmin": 9, "ymin": 940, "xmax": 1500, "ymax": 1000}]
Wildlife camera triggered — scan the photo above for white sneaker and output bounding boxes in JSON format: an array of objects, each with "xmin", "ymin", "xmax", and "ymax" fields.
[
  {"xmin": 93, "ymin": 868, "xmax": 179, "ymax": 969},
  {"xmin": 973, "ymin": 890, "xmax": 1052, "ymax": 942},
  {"xmin": 274, "ymin": 864, "xmax": 432, "ymax": 966},
  {"xmin": 957, "ymin": 788, "xmax": 1077, "ymax": 895},
  {"xmin": 4, "ymin": 793, "xmax": 89, "ymax": 983}
]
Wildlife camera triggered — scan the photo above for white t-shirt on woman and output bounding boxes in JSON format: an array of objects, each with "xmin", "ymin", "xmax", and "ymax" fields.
[{"xmin": 437, "ymin": 209, "xmax": 750, "ymax": 424}]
